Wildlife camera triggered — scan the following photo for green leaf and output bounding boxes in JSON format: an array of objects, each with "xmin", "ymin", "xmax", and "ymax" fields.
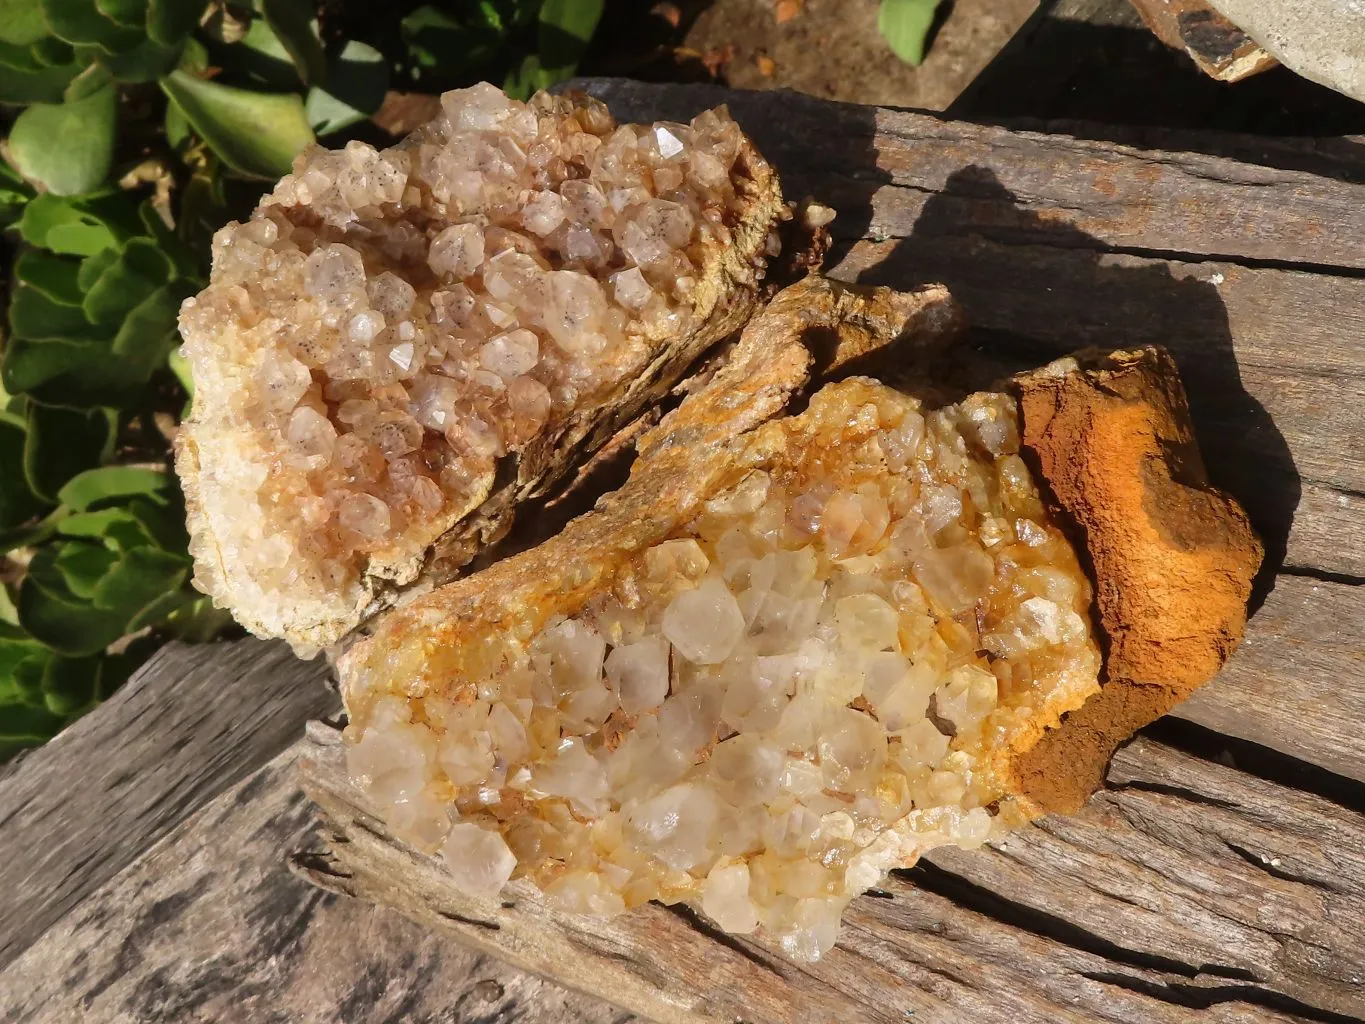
[
  {"xmin": 503, "ymin": 53, "xmax": 554, "ymax": 101},
  {"xmin": 77, "ymin": 246, "xmax": 119, "ymax": 291},
  {"xmin": 537, "ymin": 0, "xmax": 602, "ymax": 79},
  {"xmin": 158, "ymin": 69, "xmax": 314, "ymax": 178},
  {"xmin": 145, "ymin": 0, "xmax": 205, "ymax": 47},
  {"xmin": 40, "ymin": 653, "xmax": 100, "ymax": 714},
  {"xmin": 137, "ymin": 199, "xmax": 200, "ymax": 281},
  {"xmin": 53, "ymin": 541, "xmax": 117, "ymax": 598},
  {"xmin": 0, "ymin": 39, "xmax": 80, "ymax": 103},
  {"xmin": 18, "ymin": 544, "xmax": 127, "ymax": 654},
  {"xmin": 0, "ymin": 622, "xmax": 43, "ymax": 676},
  {"xmin": 58, "ymin": 465, "xmax": 169, "ymax": 509},
  {"xmin": 28, "ymin": 33, "xmax": 74, "ymax": 64},
  {"xmin": 57, "ymin": 505, "xmax": 150, "ymax": 544},
  {"xmin": 110, "ymin": 281, "xmax": 184, "ymax": 361},
  {"xmin": 401, "ymin": 4, "xmax": 506, "ymax": 73},
  {"xmin": 4, "ymin": 282, "xmax": 185, "ymax": 406},
  {"xmin": 91, "ymin": 545, "xmax": 189, "ymax": 617},
  {"xmin": 82, "ymin": 236, "xmax": 173, "ymax": 328},
  {"xmin": 62, "ymin": 49, "xmax": 110, "ymax": 96},
  {"xmin": 95, "ymin": 0, "xmax": 147, "ymax": 28},
  {"xmin": 41, "ymin": 0, "xmax": 141, "ymax": 49},
  {"xmin": 15, "ymin": 249, "xmax": 83, "ymax": 306},
  {"xmin": 23, "ymin": 403, "xmax": 115, "ymax": 500},
  {"xmin": 0, "ymin": 700, "xmax": 66, "ymax": 758},
  {"xmin": 124, "ymin": 493, "xmax": 187, "ymax": 550},
  {"xmin": 0, "ymin": 418, "xmax": 48, "ymax": 530},
  {"xmin": 18, "ymin": 193, "xmax": 121, "ymax": 254},
  {"xmin": 305, "ymin": 39, "xmax": 387, "ymax": 135},
  {"xmin": 0, "ymin": 161, "xmax": 35, "ymax": 227},
  {"xmin": 0, "ymin": 507, "xmax": 65, "ymax": 553},
  {"xmin": 0, "ymin": 0, "xmax": 50, "ymax": 45},
  {"xmin": 164, "ymin": 92, "xmax": 189, "ymax": 146},
  {"xmin": 0, "ymin": 584, "xmax": 18, "ymax": 626},
  {"xmin": 226, "ymin": 16, "xmax": 302, "ymax": 91},
  {"xmin": 8, "ymin": 80, "xmax": 118, "ymax": 195},
  {"xmin": 167, "ymin": 344, "xmax": 193, "ymax": 398},
  {"xmin": 258, "ymin": 0, "xmax": 324, "ymax": 86},
  {"xmin": 877, "ymin": 0, "xmax": 942, "ymax": 66},
  {"xmin": 9, "ymin": 283, "xmax": 106, "ymax": 342},
  {"xmin": 162, "ymin": 593, "xmax": 231, "ymax": 642},
  {"xmin": 11, "ymin": 651, "xmax": 47, "ymax": 704},
  {"xmin": 89, "ymin": 32, "xmax": 180, "ymax": 80}
]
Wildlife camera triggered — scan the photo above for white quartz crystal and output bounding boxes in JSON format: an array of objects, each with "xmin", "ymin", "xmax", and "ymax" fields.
[
  {"xmin": 343, "ymin": 389, "xmax": 1102, "ymax": 963},
  {"xmin": 440, "ymin": 823, "xmax": 517, "ymax": 898},
  {"xmin": 177, "ymin": 85, "xmax": 755, "ymax": 648}
]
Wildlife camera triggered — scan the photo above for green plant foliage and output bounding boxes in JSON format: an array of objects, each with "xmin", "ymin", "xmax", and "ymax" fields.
[
  {"xmin": 257, "ymin": 0, "xmax": 325, "ymax": 87},
  {"xmin": 305, "ymin": 39, "xmax": 388, "ymax": 136},
  {"xmin": 160, "ymin": 70, "xmax": 315, "ymax": 178},
  {"xmin": 7, "ymin": 77, "xmax": 117, "ymax": 195},
  {"xmin": 4, "ymin": 200, "xmax": 194, "ymax": 407},
  {"xmin": 878, "ymin": 0, "xmax": 943, "ymax": 66},
  {"xmin": 537, "ymin": 0, "xmax": 601, "ymax": 79},
  {"xmin": 0, "ymin": 0, "xmax": 608, "ymax": 762}
]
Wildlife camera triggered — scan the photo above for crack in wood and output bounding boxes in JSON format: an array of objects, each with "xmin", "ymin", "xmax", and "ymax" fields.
[
  {"xmin": 434, "ymin": 908, "xmax": 501, "ymax": 932},
  {"xmin": 1105, "ymin": 778, "xmax": 1244, "ymax": 810},
  {"xmin": 661, "ymin": 904, "xmax": 791, "ymax": 981},
  {"xmin": 1082, "ymin": 972, "xmax": 1365, "ymax": 1024},
  {"xmin": 900, "ymin": 861, "xmax": 1259, "ymax": 983},
  {"xmin": 1141, "ymin": 719, "xmax": 1365, "ymax": 816},
  {"xmin": 1220, "ymin": 839, "xmax": 1346, "ymax": 894}
]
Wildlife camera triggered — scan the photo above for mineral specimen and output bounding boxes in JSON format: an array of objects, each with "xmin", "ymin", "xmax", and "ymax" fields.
[
  {"xmin": 175, "ymin": 84, "xmax": 784, "ymax": 652},
  {"xmin": 337, "ymin": 278, "xmax": 1109, "ymax": 961}
]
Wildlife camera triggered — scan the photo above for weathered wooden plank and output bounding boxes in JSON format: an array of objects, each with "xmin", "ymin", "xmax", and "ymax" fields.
[
  {"xmin": 0, "ymin": 743, "xmax": 629, "ymax": 1024},
  {"xmin": 579, "ymin": 79, "xmax": 1365, "ymax": 270},
  {"xmin": 1177, "ymin": 575, "xmax": 1365, "ymax": 783},
  {"xmin": 295, "ymin": 720, "xmax": 1362, "ymax": 1023},
  {"xmin": 0, "ymin": 639, "xmax": 333, "ymax": 968},
  {"xmin": 923, "ymin": 734, "xmax": 1365, "ymax": 1018}
]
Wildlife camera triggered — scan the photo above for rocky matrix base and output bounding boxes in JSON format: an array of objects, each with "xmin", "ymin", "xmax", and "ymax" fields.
[
  {"xmin": 176, "ymin": 84, "xmax": 771, "ymax": 651},
  {"xmin": 341, "ymin": 381, "xmax": 1102, "ymax": 961}
]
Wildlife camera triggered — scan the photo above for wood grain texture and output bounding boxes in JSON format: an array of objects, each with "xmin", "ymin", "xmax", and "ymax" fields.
[
  {"xmin": 297, "ymin": 720, "xmax": 1365, "ymax": 1024},
  {"xmin": 0, "ymin": 639, "xmax": 335, "ymax": 969},
  {"xmin": 0, "ymin": 741, "xmax": 632, "ymax": 1024},
  {"xmin": 1178, "ymin": 575, "xmax": 1365, "ymax": 783}
]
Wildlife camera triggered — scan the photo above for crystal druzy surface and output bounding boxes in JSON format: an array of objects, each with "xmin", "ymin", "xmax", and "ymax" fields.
[
  {"xmin": 177, "ymin": 84, "xmax": 768, "ymax": 649},
  {"xmin": 342, "ymin": 382, "xmax": 1102, "ymax": 961}
]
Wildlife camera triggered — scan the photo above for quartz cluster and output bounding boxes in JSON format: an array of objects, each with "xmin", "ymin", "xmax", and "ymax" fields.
[
  {"xmin": 176, "ymin": 84, "xmax": 770, "ymax": 650},
  {"xmin": 341, "ymin": 381, "xmax": 1102, "ymax": 961}
]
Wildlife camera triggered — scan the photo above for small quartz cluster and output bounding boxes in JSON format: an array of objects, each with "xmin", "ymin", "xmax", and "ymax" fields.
[
  {"xmin": 176, "ymin": 84, "xmax": 760, "ymax": 648},
  {"xmin": 343, "ymin": 386, "xmax": 1101, "ymax": 961}
]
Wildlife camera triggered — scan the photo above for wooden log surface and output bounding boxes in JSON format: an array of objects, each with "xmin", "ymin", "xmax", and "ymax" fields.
[
  {"xmin": 2, "ymin": 80, "xmax": 1364, "ymax": 1023},
  {"xmin": 0, "ymin": 730, "xmax": 630, "ymax": 1024}
]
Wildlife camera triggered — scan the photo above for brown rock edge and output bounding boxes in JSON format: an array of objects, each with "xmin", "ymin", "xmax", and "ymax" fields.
[
  {"xmin": 1128, "ymin": 0, "xmax": 1278, "ymax": 82},
  {"xmin": 1005, "ymin": 346, "xmax": 1263, "ymax": 813}
]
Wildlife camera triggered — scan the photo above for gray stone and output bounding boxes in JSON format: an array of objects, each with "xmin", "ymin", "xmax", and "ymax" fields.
[{"xmin": 1209, "ymin": 0, "xmax": 1365, "ymax": 102}]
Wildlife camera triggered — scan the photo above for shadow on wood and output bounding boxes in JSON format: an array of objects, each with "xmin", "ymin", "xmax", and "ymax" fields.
[{"xmin": 850, "ymin": 163, "xmax": 1301, "ymax": 608}]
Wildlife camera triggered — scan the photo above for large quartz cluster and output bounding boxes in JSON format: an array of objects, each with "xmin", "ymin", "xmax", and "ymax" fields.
[
  {"xmin": 176, "ymin": 84, "xmax": 773, "ymax": 650},
  {"xmin": 341, "ymin": 381, "xmax": 1102, "ymax": 961}
]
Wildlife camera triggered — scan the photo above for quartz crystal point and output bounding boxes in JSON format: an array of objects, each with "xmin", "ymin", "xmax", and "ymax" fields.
[
  {"xmin": 175, "ymin": 84, "xmax": 784, "ymax": 652},
  {"xmin": 337, "ymin": 278, "xmax": 1106, "ymax": 963}
]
